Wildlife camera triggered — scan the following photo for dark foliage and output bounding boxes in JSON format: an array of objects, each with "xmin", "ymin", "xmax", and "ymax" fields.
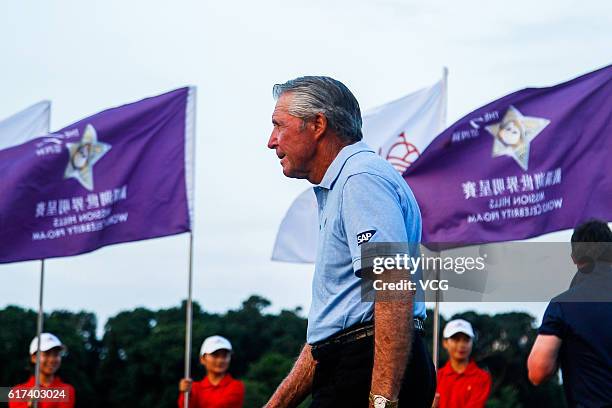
[{"xmin": 0, "ymin": 297, "xmax": 565, "ymax": 407}]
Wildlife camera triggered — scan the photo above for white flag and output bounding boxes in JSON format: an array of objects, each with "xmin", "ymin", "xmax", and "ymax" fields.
[
  {"xmin": 0, "ymin": 101, "xmax": 51, "ymax": 151},
  {"xmin": 271, "ymin": 71, "xmax": 448, "ymax": 263}
]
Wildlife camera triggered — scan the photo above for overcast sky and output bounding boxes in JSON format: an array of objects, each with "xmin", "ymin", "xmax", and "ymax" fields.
[{"xmin": 1, "ymin": 0, "xmax": 611, "ymax": 334}]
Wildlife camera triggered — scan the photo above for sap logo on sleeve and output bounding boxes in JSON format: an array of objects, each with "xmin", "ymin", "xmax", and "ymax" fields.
[{"xmin": 356, "ymin": 230, "xmax": 376, "ymax": 245}]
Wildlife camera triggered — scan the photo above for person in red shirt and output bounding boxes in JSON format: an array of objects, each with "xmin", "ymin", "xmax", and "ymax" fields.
[
  {"xmin": 433, "ymin": 319, "xmax": 491, "ymax": 408},
  {"xmin": 9, "ymin": 333, "xmax": 75, "ymax": 408},
  {"xmin": 178, "ymin": 335, "xmax": 245, "ymax": 408}
]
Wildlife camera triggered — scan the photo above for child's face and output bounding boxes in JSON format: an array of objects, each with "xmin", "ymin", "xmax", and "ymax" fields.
[
  {"xmin": 443, "ymin": 333, "xmax": 473, "ymax": 362},
  {"xmin": 30, "ymin": 348, "xmax": 62, "ymax": 376},
  {"xmin": 200, "ymin": 349, "xmax": 231, "ymax": 375}
]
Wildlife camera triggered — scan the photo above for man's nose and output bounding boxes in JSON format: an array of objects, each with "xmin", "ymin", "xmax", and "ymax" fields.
[{"xmin": 267, "ymin": 131, "xmax": 278, "ymax": 150}]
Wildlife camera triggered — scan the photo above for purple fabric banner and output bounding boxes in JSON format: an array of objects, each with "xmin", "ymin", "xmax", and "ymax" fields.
[
  {"xmin": 404, "ymin": 65, "xmax": 611, "ymax": 247},
  {"xmin": 0, "ymin": 87, "xmax": 196, "ymax": 263}
]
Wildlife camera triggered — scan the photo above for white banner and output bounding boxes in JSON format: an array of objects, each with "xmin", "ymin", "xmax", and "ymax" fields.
[
  {"xmin": 0, "ymin": 101, "xmax": 51, "ymax": 151},
  {"xmin": 272, "ymin": 71, "xmax": 449, "ymax": 263}
]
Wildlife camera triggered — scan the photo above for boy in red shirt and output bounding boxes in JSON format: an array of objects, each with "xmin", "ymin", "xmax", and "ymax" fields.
[
  {"xmin": 433, "ymin": 319, "xmax": 491, "ymax": 408},
  {"xmin": 178, "ymin": 335, "xmax": 245, "ymax": 408},
  {"xmin": 9, "ymin": 333, "xmax": 75, "ymax": 408}
]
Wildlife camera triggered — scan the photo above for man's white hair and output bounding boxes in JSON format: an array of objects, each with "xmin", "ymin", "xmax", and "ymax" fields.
[{"xmin": 273, "ymin": 76, "xmax": 363, "ymax": 143}]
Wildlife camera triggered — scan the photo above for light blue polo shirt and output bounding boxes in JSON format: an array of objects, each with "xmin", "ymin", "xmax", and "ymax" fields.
[{"xmin": 307, "ymin": 140, "xmax": 426, "ymax": 344}]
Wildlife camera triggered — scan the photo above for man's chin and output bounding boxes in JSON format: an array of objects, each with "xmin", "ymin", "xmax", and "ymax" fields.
[{"xmin": 282, "ymin": 167, "xmax": 307, "ymax": 180}]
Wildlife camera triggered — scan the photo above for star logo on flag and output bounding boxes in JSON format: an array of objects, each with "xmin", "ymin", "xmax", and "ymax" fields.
[
  {"xmin": 485, "ymin": 106, "xmax": 550, "ymax": 170},
  {"xmin": 64, "ymin": 124, "xmax": 111, "ymax": 190}
]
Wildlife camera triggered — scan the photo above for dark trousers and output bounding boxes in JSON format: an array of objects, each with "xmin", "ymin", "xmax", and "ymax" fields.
[{"xmin": 310, "ymin": 330, "xmax": 436, "ymax": 408}]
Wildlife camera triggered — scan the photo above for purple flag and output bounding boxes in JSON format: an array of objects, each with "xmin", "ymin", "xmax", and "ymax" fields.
[
  {"xmin": 0, "ymin": 87, "xmax": 196, "ymax": 263},
  {"xmin": 404, "ymin": 65, "xmax": 611, "ymax": 246}
]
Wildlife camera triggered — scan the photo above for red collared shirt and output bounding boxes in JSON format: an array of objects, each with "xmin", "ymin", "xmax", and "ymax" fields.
[
  {"xmin": 9, "ymin": 376, "xmax": 75, "ymax": 408},
  {"xmin": 436, "ymin": 360, "xmax": 491, "ymax": 408},
  {"xmin": 178, "ymin": 374, "xmax": 244, "ymax": 408}
]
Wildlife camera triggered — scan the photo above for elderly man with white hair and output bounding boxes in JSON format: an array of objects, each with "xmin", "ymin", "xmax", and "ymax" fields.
[{"xmin": 265, "ymin": 76, "xmax": 435, "ymax": 408}]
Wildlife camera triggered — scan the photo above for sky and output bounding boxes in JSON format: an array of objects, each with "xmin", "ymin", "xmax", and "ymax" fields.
[{"xmin": 1, "ymin": 0, "xmax": 611, "ymax": 335}]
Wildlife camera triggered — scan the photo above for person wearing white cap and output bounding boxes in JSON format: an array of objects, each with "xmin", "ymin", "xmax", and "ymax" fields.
[
  {"xmin": 9, "ymin": 333, "xmax": 75, "ymax": 408},
  {"xmin": 431, "ymin": 319, "xmax": 491, "ymax": 408},
  {"xmin": 178, "ymin": 335, "xmax": 244, "ymax": 408}
]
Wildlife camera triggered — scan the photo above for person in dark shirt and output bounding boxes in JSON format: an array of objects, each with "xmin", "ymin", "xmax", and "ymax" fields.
[{"xmin": 528, "ymin": 219, "xmax": 612, "ymax": 407}]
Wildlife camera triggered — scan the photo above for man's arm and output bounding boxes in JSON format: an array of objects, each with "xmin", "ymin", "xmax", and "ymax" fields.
[
  {"xmin": 527, "ymin": 334, "xmax": 562, "ymax": 385},
  {"xmin": 370, "ymin": 285, "xmax": 414, "ymax": 402},
  {"xmin": 265, "ymin": 344, "xmax": 316, "ymax": 408}
]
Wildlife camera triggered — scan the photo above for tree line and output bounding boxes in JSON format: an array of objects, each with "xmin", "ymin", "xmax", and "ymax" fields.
[{"xmin": 0, "ymin": 296, "xmax": 566, "ymax": 407}]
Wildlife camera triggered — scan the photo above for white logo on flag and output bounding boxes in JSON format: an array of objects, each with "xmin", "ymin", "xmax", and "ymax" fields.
[{"xmin": 378, "ymin": 132, "xmax": 420, "ymax": 174}]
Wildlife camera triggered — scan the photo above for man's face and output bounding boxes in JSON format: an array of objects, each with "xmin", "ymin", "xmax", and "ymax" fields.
[
  {"xmin": 30, "ymin": 348, "xmax": 62, "ymax": 376},
  {"xmin": 268, "ymin": 93, "xmax": 317, "ymax": 179},
  {"xmin": 443, "ymin": 333, "xmax": 473, "ymax": 362},
  {"xmin": 201, "ymin": 349, "xmax": 231, "ymax": 375}
]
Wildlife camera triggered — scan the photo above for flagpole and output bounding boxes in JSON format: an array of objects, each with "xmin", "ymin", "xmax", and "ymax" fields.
[
  {"xmin": 183, "ymin": 232, "xmax": 195, "ymax": 408},
  {"xmin": 432, "ymin": 255, "xmax": 441, "ymax": 370},
  {"xmin": 432, "ymin": 67, "xmax": 448, "ymax": 371},
  {"xmin": 33, "ymin": 259, "xmax": 45, "ymax": 408}
]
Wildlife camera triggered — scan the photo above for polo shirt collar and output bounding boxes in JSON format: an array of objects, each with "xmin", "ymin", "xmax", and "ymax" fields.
[
  {"xmin": 316, "ymin": 141, "xmax": 374, "ymax": 190},
  {"xmin": 203, "ymin": 373, "xmax": 233, "ymax": 388},
  {"xmin": 26, "ymin": 375, "xmax": 65, "ymax": 387},
  {"xmin": 440, "ymin": 360, "xmax": 479, "ymax": 377}
]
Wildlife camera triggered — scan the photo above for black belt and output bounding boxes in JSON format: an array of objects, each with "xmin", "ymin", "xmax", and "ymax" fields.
[{"xmin": 311, "ymin": 318, "xmax": 424, "ymax": 353}]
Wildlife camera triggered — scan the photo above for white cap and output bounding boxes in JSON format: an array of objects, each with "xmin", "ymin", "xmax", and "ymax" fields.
[
  {"xmin": 200, "ymin": 335, "xmax": 232, "ymax": 355},
  {"xmin": 29, "ymin": 333, "xmax": 65, "ymax": 355},
  {"xmin": 443, "ymin": 319, "xmax": 475, "ymax": 339}
]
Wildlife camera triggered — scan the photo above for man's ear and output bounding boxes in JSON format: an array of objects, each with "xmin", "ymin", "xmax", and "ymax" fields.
[
  {"xmin": 30, "ymin": 354, "xmax": 36, "ymax": 364},
  {"xmin": 310, "ymin": 113, "xmax": 328, "ymax": 140}
]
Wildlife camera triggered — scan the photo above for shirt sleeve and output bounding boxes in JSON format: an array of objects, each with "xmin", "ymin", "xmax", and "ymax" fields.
[
  {"xmin": 177, "ymin": 390, "xmax": 191, "ymax": 408},
  {"xmin": 340, "ymin": 173, "xmax": 413, "ymax": 275},
  {"xmin": 538, "ymin": 301, "xmax": 568, "ymax": 338}
]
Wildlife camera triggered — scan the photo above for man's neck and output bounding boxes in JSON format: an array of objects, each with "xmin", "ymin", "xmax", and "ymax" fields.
[
  {"xmin": 576, "ymin": 261, "xmax": 589, "ymax": 270},
  {"xmin": 207, "ymin": 372, "xmax": 226, "ymax": 386},
  {"xmin": 450, "ymin": 358, "xmax": 469, "ymax": 374},
  {"xmin": 308, "ymin": 136, "xmax": 352, "ymax": 185}
]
